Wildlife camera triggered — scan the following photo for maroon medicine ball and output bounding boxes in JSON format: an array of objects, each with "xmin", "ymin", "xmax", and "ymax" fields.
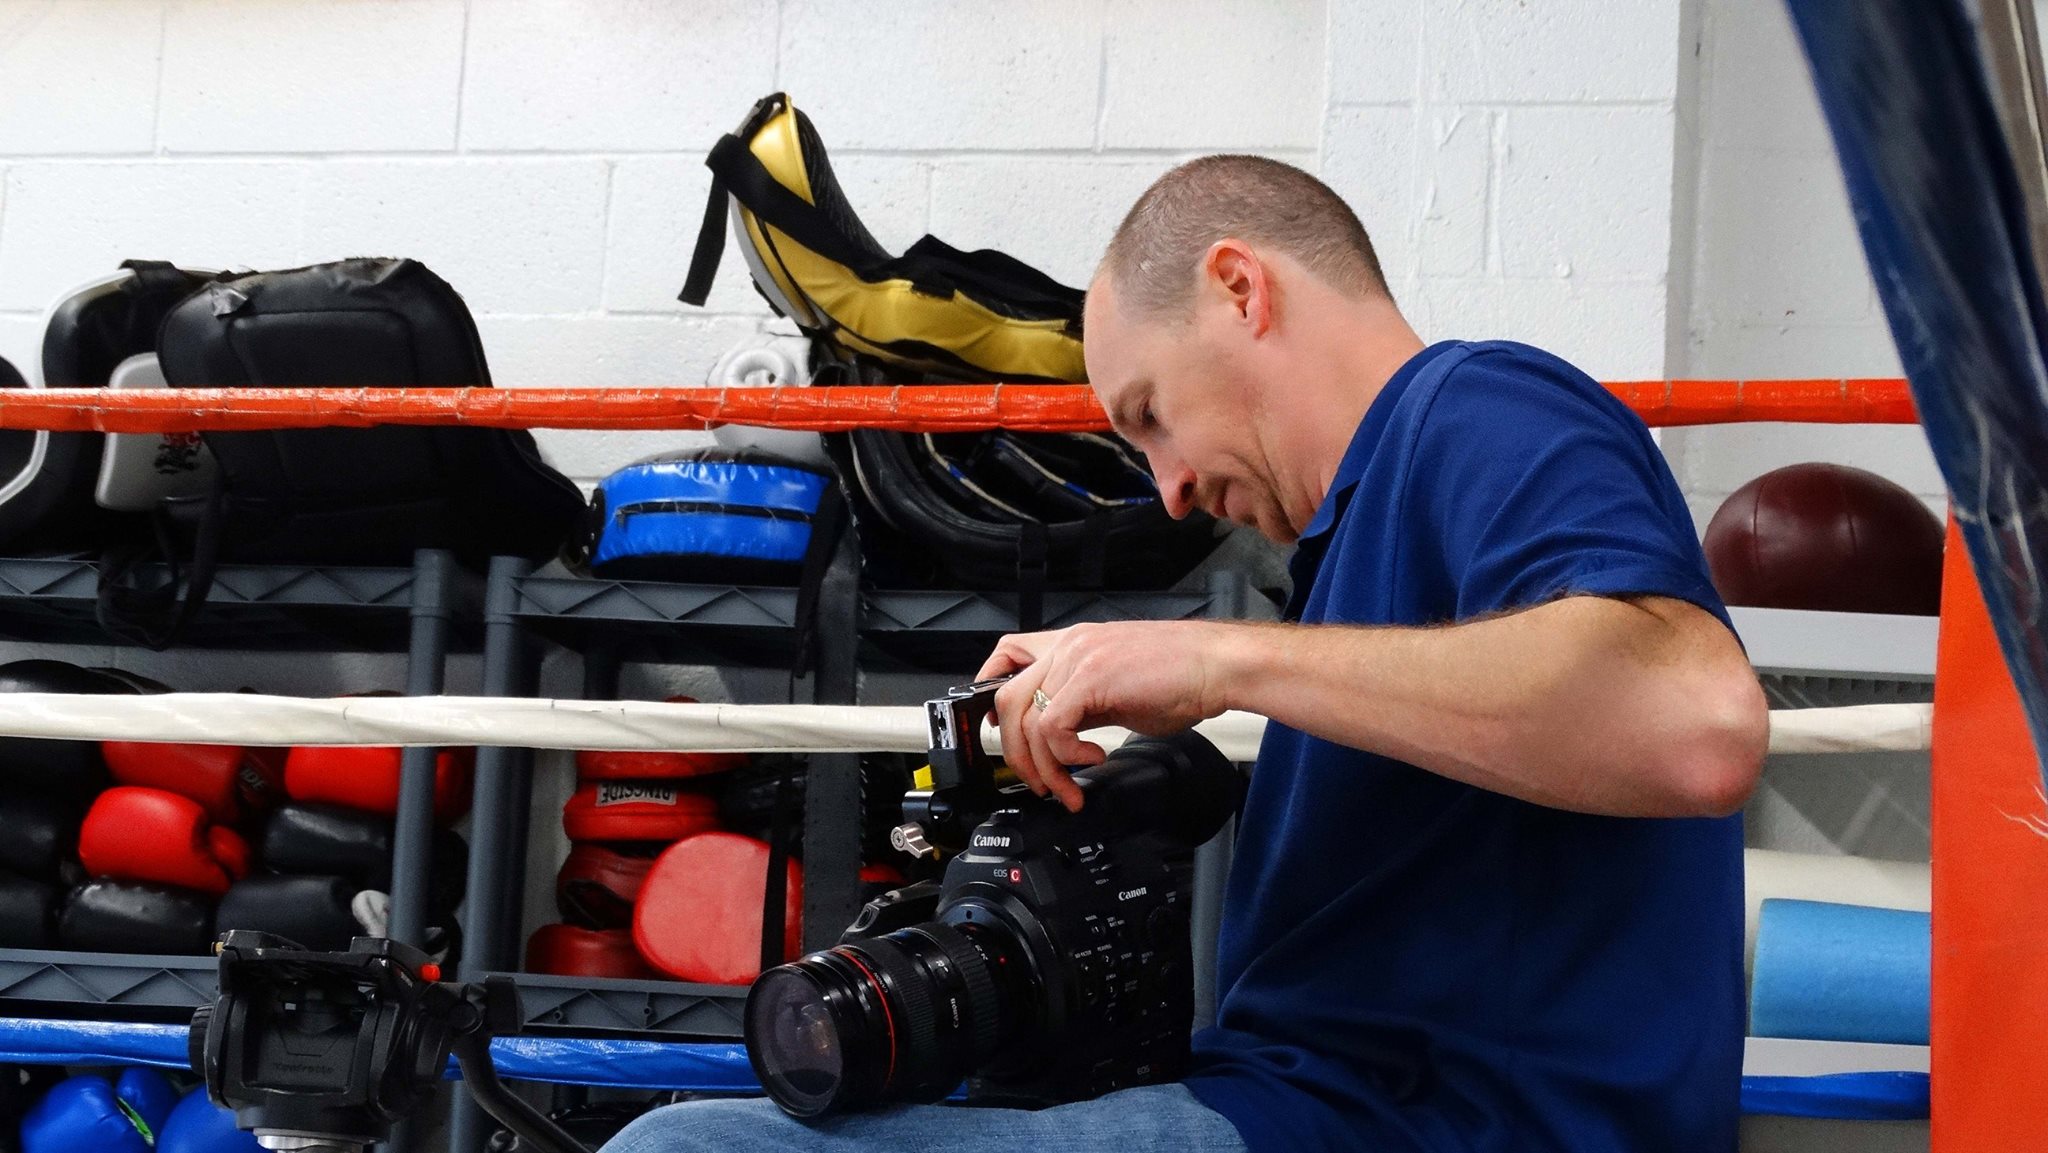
[{"xmin": 1703, "ymin": 462, "xmax": 1943, "ymax": 615}]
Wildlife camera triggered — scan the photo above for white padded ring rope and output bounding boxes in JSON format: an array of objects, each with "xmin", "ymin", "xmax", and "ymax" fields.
[
  {"xmin": 1763, "ymin": 701, "xmax": 1933, "ymax": 754},
  {"xmin": 0, "ymin": 694, "xmax": 1933, "ymax": 759}
]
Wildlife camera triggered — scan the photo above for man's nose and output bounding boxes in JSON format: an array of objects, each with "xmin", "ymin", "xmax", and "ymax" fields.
[{"xmin": 1154, "ymin": 461, "xmax": 1199, "ymax": 520}]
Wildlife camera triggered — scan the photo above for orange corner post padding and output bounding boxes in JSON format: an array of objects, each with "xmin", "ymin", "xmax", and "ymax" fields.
[{"xmin": 1931, "ymin": 518, "xmax": 2048, "ymax": 1153}]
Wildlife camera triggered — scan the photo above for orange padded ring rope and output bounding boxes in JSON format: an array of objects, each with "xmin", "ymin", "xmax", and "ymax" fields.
[{"xmin": 0, "ymin": 380, "xmax": 1917, "ymax": 435}]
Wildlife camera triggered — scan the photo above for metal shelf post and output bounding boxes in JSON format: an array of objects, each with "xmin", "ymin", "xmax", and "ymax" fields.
[{"xmin": 388, "ymin": 550, "xmax": 456, "ymax": 949}]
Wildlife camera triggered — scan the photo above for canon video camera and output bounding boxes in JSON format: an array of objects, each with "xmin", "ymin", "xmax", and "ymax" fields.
[{"xmin": 743, "ymin": 677, "xmax": 1245, "ymax": 1117}]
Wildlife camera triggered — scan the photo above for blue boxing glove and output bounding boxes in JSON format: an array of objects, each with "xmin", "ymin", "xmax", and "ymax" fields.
[
  {"xmin": 19, "ymin": 1075, "xmax": 151, "ymax": 1153},
  {"xmin": 113, "ymin": 1068, "xmax": 178, "ymax": 1138},
  {"xmin": 157, "ymin": 1086, "xmax": 262, "ymax": 1153}
]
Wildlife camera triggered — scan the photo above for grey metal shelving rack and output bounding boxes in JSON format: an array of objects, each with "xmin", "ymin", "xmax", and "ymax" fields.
[
  {"xmin": 437, "ymin": 544, "xmax": 1272, "ymax": 1150},
  {"xmin": 0, "ymin": 549, "xmax": 474, "ymax": 1153},
  {"xmin": 458, "ymin": 547, "xmax": 1269, "ymax": 997},
  {"xmin": 0, "ymin": 549, "xmax": 474, "ymax": 950},
  {"xmin": 0, "ymin": 950, "xmax": 749, "ymax": 1039},
  {"xmin": 1727, "ymin": 605, "xmax": 1938, "ymax": 709}
]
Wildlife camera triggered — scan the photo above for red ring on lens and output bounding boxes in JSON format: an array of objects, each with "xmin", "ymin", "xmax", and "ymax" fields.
[{"xmin": 839, "ymin": 949, "xmax": 898, "ymax": 1091}]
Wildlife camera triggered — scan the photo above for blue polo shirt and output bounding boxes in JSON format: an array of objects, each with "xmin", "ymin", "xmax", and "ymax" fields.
[{"xmin": 1183, "ymin": 341, "xmax": 1744, "ymax": 1152}]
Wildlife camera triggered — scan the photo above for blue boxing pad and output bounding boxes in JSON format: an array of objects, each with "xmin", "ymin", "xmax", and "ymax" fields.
[
  {"xmin": 113, "ymin": 1067, "xmax": 178, "ymax": 1138},
  {"xmin": 19, "ymin": 1075, "xmax": 150, "ymax": 1153},
  {"xmin": 157, "ymin": 1087, "xmax": 262, "ymax": 1153}
]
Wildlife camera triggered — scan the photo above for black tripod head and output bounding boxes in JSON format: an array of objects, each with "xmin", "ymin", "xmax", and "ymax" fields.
[{"xmin": 191, "ymin": 931, "xmax": 589, "ymax": 1153}]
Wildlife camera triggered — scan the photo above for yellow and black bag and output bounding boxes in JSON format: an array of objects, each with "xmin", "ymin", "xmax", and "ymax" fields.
[
  {"xmin": 682, "ymin": 94, "xmax": 1219, "ymax": 604},
  {"xmin": 681, "ymin": 94, "xmax": 1086, "ymax": 382}
]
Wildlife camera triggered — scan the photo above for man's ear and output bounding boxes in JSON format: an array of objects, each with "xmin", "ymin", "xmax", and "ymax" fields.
[{"xmin": 1204, "ymin": 239, "xmax": 1272, "ymax": 335}]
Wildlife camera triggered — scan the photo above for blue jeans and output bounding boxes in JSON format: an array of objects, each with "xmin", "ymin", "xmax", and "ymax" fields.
[{"xmin": 601, "ymin": 1084, "xmax": 1245, "ymax": 1153}]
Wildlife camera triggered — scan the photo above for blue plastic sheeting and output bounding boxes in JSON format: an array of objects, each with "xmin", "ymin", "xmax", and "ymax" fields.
[
  {"xmin": 1750, "ymin": 900, "xmax": 1930, "ymax": 1046},
  {"xmin": 0, "ymin": 1018, "xmax": 762, "ymax": 1093},
  {"xmin": 1741, "ymin": 1071, "xmax": 1931, "ymax": 1121},
  {"xmin": 0, "ymin": 1018, "xmax": 190, "ymax": 1071},
  {"xmin": 466, "ymin": 1036, "xmax": 758, "ymax": 1092},
  {"xmin": 0, "ymin": 1017, "xmax": 1931, "ymax": 1120},
  {"xmin": 1785, "ymin": 0, "xmax": 2048, "ymax": 789}
]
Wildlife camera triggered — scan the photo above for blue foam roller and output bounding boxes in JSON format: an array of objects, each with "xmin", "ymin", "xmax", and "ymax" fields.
[{"xmin": 1751, "ymin": 899, "xmax": 1929, "ymax": 1045}]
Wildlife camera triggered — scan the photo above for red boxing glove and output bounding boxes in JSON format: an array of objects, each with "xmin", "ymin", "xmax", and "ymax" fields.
[
  {"xmin": 634, "ymin": 832, "xmax": 801, "ymax": 985},
  {"xmin": 576, "ymin": 748, "xmax": 747, "ymax": 781},
  {"xmin": 526, "ymin": 924, "xmax": 659, "ymax": 980},
  {"xmin": 575, "ymin": 698, "xmax": 746, "ymax": 781},
  {"xmin": 101, "ymin": 742, "xmax": 284, "ymax": 826},
  {"xmin": 562, "ymin": 781, "xmax": 720, "ymax": 843},
  {"xmin": 555, "ymin": 844, "xmax": 658, "ymax": 929},
  {"xmin": 79, "ymin": 787, "xmax": 252, "ymax": 895},
  {"xmin": 284, "ymin": 746, "xmax": 474, "ymax": 822}
]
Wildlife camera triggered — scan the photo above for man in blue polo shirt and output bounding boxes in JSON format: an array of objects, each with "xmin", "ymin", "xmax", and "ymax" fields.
[{"xmin": 607, "ymin": 157, "xmax": 1766, "ymax": 1153}]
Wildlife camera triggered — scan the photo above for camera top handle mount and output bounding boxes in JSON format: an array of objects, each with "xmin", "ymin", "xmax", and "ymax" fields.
[
  {"xmin": 899, "ymin": 676, "xmax": 1016, "ymax": 856},
  {"xmin": 192, "ymin": 931, "xmax": 591, "ymax": 1153}
]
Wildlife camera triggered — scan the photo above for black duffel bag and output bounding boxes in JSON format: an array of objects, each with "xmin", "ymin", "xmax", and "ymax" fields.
[{"xmin": 99, "ymin": 257, "xmax": 585, "ymax": 647}]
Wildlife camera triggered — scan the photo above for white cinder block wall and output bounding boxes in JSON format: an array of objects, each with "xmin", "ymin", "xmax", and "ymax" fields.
[
  {"xmin": 0, "ymin": 0, "xmax": 1330, "ymax": 485},
  {"xmin": 1664, "ymin": 0, "xmax": 1940, "ymax": 532},
  {"xmin": 1, "ymin": 1, "xmax": 1917, "ymax": 513},
  {"xmin": 1323, "ymin": 1, "xmax": 1682, "ymax": 382},
  {"xmin": 0, "ymin": 0, "xmax": 1703, "ymax": 474}
]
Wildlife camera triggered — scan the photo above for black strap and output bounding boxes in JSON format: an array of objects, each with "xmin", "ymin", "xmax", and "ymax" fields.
[
  {"xmin": 759, "ymin": 770, "xmax": 799, "ymax": 972},
  {"xmin": 681, "ymin": 94, "xmax": 793, "ymax": 307},
  {"xmin": 95, "ymin": 472, "xmax": 228, "ymax": 651},
  {"xmin": 678, "ymin": 163, "xmax": 731, "ymax": 307},
  {"xmin": 1074, "ymin": 511, "xmax": 1109, "ymax": 590},
  {"xmin": 892, "ymin": 235, "xmax": 1084, "ymax": 321},
  {"xmin": 118, "ymin": 259, "xmax": 200, "ymax": 301},
  {"xmin": 1016, "ymin": 520, "xmax": 1049, "ymax": 632},
  {"xmin": 701, "ymin": 135, "xmax": 887, "ymax": 278},
  {"xmin": 786, "ymin": 492, "xmax": 848, "ymax": 692}
]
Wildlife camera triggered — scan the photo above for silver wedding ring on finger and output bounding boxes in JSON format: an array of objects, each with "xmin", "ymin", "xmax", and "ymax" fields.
[{"xmin": 1032, "ymin": 688, "xmax": 1052, "ymax": 713}]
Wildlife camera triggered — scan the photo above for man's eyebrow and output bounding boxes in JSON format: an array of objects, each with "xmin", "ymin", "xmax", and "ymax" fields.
[{"xmin": 1107, "ymin": 381, "xmax": 1152, "ymax": 430}]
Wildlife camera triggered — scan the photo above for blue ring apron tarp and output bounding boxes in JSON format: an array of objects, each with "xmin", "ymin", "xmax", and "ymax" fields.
[
  {"xmin": 0, "ymin": 1017, "xmax": 1929, "ymax": 1120},
  {"xmin": 1740, "ymin": 1072, "xmax": 1931, "ymax": 1122},
  {"xmin": 1785, "ymin": 0, "xmax": 2048, "ymax": 786},
  {"xmin": 0, "ymin": 1018, "xmax": 757, "ymax": 1093}
]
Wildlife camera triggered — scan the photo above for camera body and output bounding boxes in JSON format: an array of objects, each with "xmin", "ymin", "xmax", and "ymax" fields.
[
  {"xmin": 743, "ymin": 678, "xmax": 1241, "ymax": 1117},
  {"xmin": 852, "ymin": 783, "xmax": 1196, "ymax": 1104}
]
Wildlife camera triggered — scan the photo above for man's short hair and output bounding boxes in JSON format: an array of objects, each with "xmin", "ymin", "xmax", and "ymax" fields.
[{"xmin": 1098, "ymin": 154, "xmax": 1389, "ymax": 316}]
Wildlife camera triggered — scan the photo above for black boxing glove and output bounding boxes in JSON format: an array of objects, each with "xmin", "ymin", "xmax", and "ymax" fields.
[
  {"xmin": 0, "ymin": 876, "xmax": 59, "ymax": 950},
  {"xmin": 0, "ymin": 661, "xmax": 140, "ymax": 808},
  {"xmin": 216, "ymin": 874, "xmax": 362, "ymax": 952},
  {"xmin": 0, "ymin": 795, "xmax": 79, "ymax": 881},
  {"xmin": 56, "ymin": 880, "xmax": 213, "ymax": 955},
  {"xmin": 260, "ymin": 804, "xmax": 468, "ymax": 914}
]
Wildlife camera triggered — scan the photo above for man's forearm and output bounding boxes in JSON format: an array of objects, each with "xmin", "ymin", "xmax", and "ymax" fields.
[{"xmin": 1213, "ymin": 597, "xmax": 1768, "ymax": 818}]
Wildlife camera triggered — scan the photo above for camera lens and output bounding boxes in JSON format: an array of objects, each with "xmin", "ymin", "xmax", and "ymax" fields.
[
  {"xmin": 745, "ymin": 921, "xmax": 1019, "ymax": 1116},
  {"xmin": 747, "ymin": 967, "xmax": 849, "ymax": 1116}
]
